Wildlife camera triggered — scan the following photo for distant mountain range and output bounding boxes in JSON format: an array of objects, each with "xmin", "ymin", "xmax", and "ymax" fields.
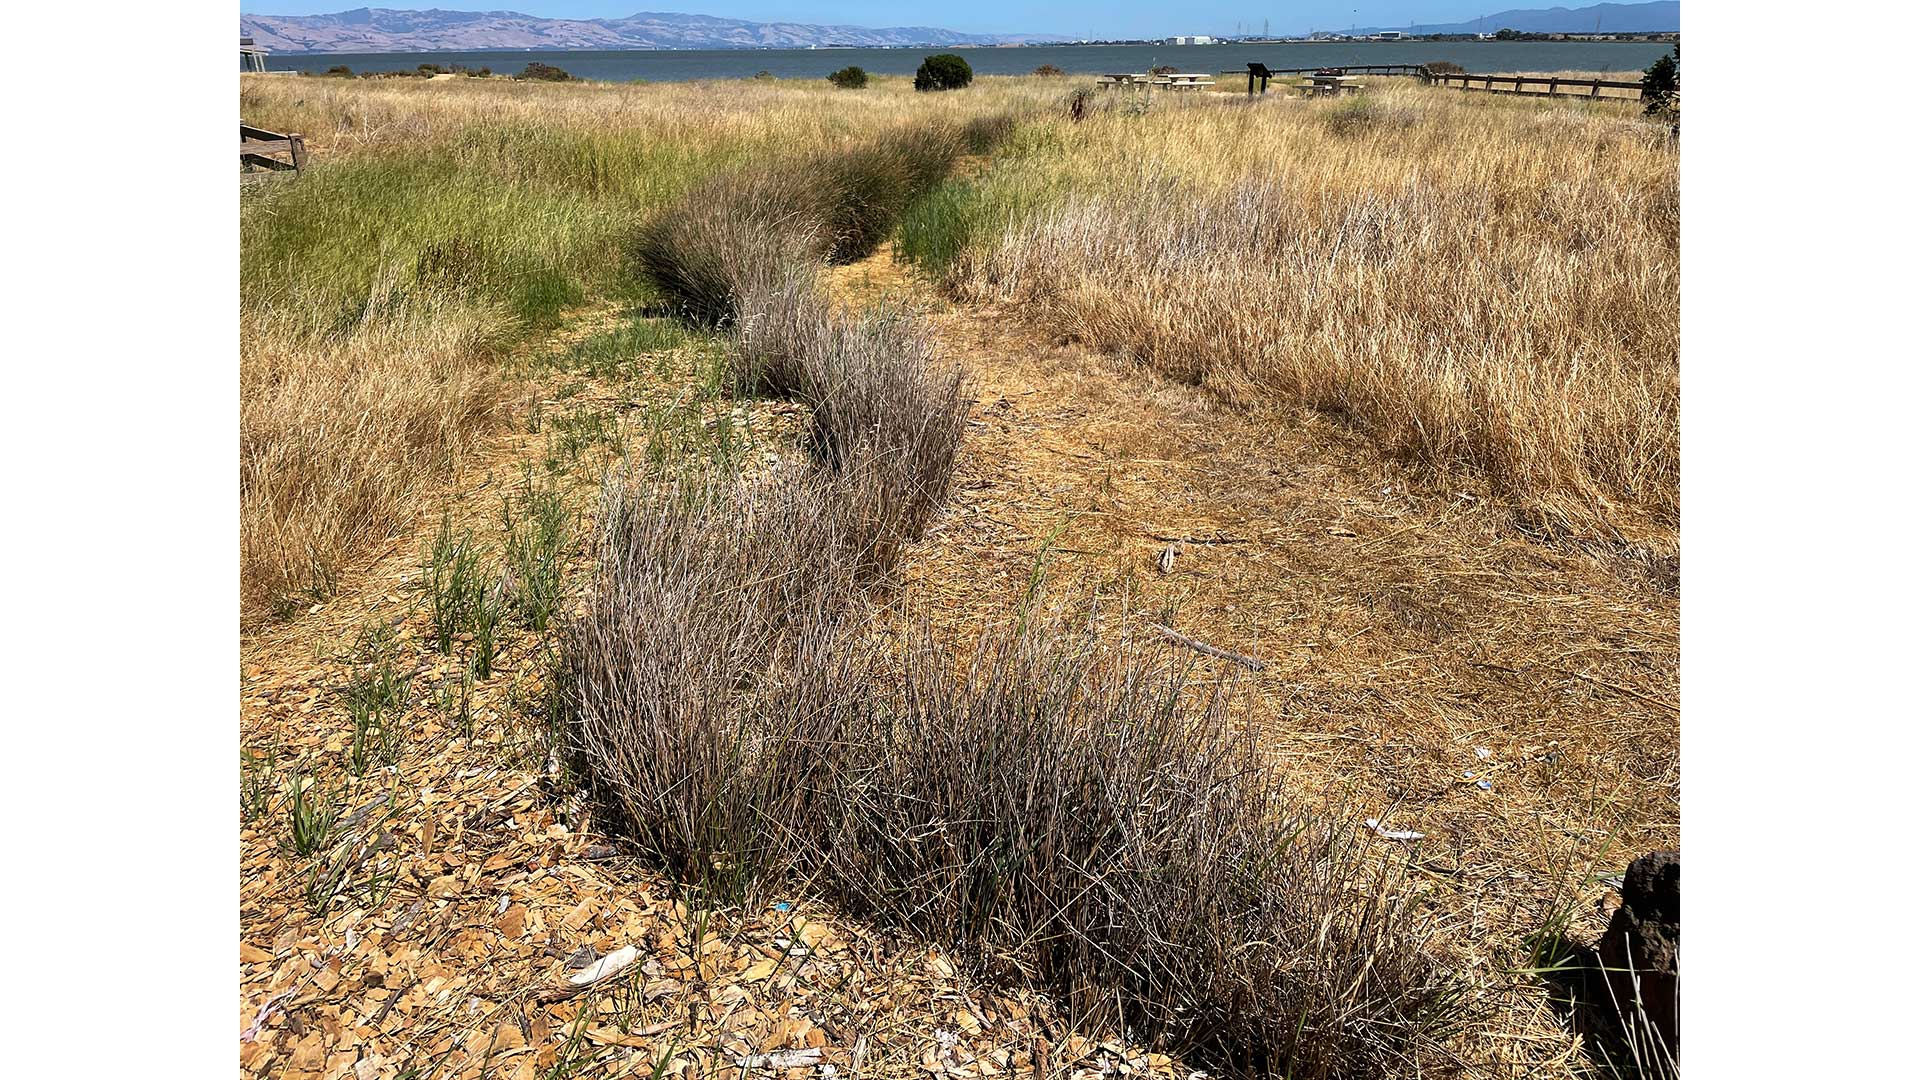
[
  {"xmin": 1357, "ymin": 2, "xmax": 1679, "ymax": 36},
  {"xmin": 239, "ymin": 8, "xmax": 1047, "ymax": 54}
]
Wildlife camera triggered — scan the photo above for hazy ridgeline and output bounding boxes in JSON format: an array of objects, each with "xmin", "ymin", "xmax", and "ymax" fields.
[{"xmin": 899, "ymin": 82, "xmax": 1678, "ymax": 545}]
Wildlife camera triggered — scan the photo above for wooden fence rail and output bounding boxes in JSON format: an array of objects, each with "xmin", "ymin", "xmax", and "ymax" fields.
[
  {"xmin": 241, "ymin": 123, "xmax": 305, "ymax": 175},
  {"xmin": 1231, "ymin": 63, "xmax": 1672, "ymax": 102},
  {"xmin": 1426, "ymin": 72, "xmax": 1659, "ymax": 99}
]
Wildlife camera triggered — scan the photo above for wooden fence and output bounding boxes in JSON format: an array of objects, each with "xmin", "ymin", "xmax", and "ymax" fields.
[
  {"xmin": 1231, "ymin": 63, "xmax": 1670, "ymax": 102},
  {"xmin": 241, "ymin": 123, "xmax": 306, "ymax": 176},
  {"xmin": 1427, "ymin": 71, "xmax": 1656, "ymax": 100}
]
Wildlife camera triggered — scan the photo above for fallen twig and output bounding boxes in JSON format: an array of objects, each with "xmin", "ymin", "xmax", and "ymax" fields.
[
  {"xmin": 1147, "ymin": 622, "xmax": 1266, "ymax": 672},
  {"xmin": 1563, "ymin": 669, "xmax": 1679, "ymax": 714},
  {"xmin": 1150, "ymin": 533, "xmax": 1246, "ymax": 545}
]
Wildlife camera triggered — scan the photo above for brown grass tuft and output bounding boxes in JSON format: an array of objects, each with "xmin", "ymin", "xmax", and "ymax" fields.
[{"xmin": 240, "ymin": 295, "xmax": 502, "ymax": 618}]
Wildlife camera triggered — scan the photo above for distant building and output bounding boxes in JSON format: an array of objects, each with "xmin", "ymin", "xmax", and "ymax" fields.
[
  {"xmin": 1164, "ymin": 35, "xmax": 1216, "ymax": 45},
  {"xmin": 241, "ymin": 36, "xmax": 270, "ymax": 73},
  {"xmin": 1371, "ymin": 31, "xmax": 1406, "ymax": 41}
]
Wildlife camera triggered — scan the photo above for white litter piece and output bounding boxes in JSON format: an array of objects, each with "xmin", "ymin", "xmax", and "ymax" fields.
[
  {"xmin": 1364, "ymin": 818, "xmax": 1426, "ymax": 841},
  {"xmin": 568, "ymin": 944, "xmax": 638, "ymax": 987},
  {"xmin": 1475, "ymin": 778, "xmax": 1493, "ymax": 791},
  {"xmin": 736, "ymin": 1049, "xmax": 823, "ymax": 1069},
  {"xmin": 1474, "ymin": 747, "xmax": 1493, "ymax": 760}
]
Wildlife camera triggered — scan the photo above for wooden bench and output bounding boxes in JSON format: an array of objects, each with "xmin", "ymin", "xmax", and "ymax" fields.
[
  {"xmin": 241, "ymin": 123, "xmax": 306, "ymax": 176},
  {"xmin": 1309, "ymin": 75, "xmax": 1363, "ymax": 97}
]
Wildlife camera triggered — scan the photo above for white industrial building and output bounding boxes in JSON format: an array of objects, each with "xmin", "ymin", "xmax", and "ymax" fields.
[{"xmin": 1165, "ymin": 35, "xmax": 1217, "ymax": 45}]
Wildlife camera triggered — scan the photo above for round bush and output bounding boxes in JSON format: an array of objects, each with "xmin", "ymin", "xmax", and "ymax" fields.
[
  {"xmin": 827, "ymin": 65, "xmax": 869, "ymax": 89},
  {"xmin": 914, "ymin": 53, "xmax": 973, "ymax": 92},
  {"xmin": 1033, "ymin": 64, "xmax": 1065, "ymax": 77}
]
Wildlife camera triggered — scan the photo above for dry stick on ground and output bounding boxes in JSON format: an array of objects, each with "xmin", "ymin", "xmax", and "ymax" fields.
[
  {"xmin": 1563, "ymin": 668, "xmax": 1680, "ymax": 714},
  {"xmin": 1148, "ymin": 622, "xmax": 1266, "ymax": 672},
  {"xmin": 1150, "ymin": 533, "xmax": 1247, "ymax": 545}
]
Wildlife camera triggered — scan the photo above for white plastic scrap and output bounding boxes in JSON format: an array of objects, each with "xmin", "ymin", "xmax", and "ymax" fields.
[
  {"xmin": 1475, "ymin": 747, "xmax": 1493, "ymax": 760},
  {"xmin": 736, "ymin": 1049, "xmax": 823, "ymax": 1069},
  {"xmin": 568, "ymin": 944, "xmax": 638, "ymax": 987},
  {"xmin": 1364, "ymin": 818, "xmax": 1426, "ymax": 841}
]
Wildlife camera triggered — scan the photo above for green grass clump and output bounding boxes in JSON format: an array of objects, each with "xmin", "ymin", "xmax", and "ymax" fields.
[
  {"xmin": 422, "ymin": 515, "xmax": 507, "ymax": 676},
  {"xmin": 342, "ymin": 624, "xmax": 412, "ymax": 776},
  {"xmin": 896, "ymin": 174, "xmax": 1052, "ymax": 276},
  {"xmin": 503, "ymin": 470, "xmax": 573, "ymax": 633},
  {"xmin": 241, "ymin": 747, "xmax": 276, "ymax": 821},
  {"xmin": 425, "ymin": 516, "xmax": 486, "ymax": 654},
  {"xmin": 284, "ymin": 774, "xmax": 341, "ymax": 857},
  {"xmin": 535, "ymin": 314, "xmax": 695, "ymax": 379}
]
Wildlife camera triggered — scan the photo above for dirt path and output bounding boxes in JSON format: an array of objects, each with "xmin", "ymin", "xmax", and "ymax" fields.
[{"xmin": 827, "ymin": 245, "xmax": 1680, "ymax": 1075}]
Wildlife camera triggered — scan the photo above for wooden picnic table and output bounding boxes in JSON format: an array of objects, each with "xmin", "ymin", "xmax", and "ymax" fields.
[
  {"xmin": 1162, "ymin": 73, "xmax": 1216, "ymax": 90},
  {"xmin": 1307, "ymin": 74, "xmax": 1364, "ymax": 97},
  {"xmin": 1097, "ymin": 72, "xmax": 1215, "ymax": 92}
]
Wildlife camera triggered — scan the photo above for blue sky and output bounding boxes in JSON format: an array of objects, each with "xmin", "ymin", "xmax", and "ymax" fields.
[{"xmin": 237, "ymin": 3, "xmax": 1512, "ymax": 39}]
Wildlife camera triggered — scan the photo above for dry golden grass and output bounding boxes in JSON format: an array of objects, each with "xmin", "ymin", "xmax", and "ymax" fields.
[
  {"xmin": 238, "ymin": 74, "xmax": 1061, "ymax": 620},
  {"xmin": 913, "ymin": 82, "xmax": 1678, "ymax": 547},
  {"xmin": 239, "ymin": 296, "xmax": 501, "ymax": 617}
]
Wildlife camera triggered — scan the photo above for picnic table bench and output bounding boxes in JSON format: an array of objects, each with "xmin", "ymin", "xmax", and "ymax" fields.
[
  {"xmin": 1162, "ymin": 73, "xmax": 1216, "ymax": 90},
  {"xmin": 1307, "ymin": 74, "xmax": 1364, "ymax": 97},
  {"xmin": 241, "ymin": 122, "xmax": 306, "ymax": 176},
  {"xmin": 1097, "ymin": 72, "xmax": 1214, "ymax": 92}
]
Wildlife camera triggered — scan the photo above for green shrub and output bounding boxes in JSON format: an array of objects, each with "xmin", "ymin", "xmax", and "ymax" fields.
[
  {"xmin": 518, "ymin": 61, "xmax": 572, "ymax": 82},
  {"xmin": 914, "ymin": 53, "xmax": 973, "ymax": 92},
  {"xmin": 324, "ymin": 65, "xmax": 353, "ymax": 78},
  {"xmin": 826, "ymin": 65, "xmax": 869, "ymax": 89},
  {"xmin": 1033, "ymin": 64, "xmax": 1065, "ymax": 77},
  {"xmin": 1641, "ymin": 44, "xmax": 1679, "ymax": 118},
  {"xmin": 1424, "ymin": 60, "xmax": 1465, "ymax": 76}
]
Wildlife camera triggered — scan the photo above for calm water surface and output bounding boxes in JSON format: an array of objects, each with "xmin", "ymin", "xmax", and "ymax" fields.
[{"xmin": 262, "ymin": 42, "xmax": 1672, "ymax": 81}]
